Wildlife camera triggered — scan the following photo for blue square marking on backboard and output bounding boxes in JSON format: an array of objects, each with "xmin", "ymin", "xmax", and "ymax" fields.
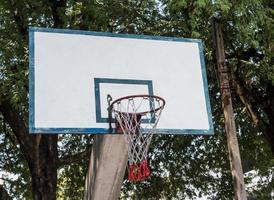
[{"xmin": 94, "ymin": 78, "xmax": 154, "ymax": 123}]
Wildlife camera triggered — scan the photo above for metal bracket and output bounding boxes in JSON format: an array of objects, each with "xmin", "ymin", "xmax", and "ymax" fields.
[{"xmin": 107, "ymin": 94, "xmax": 113, "ymax": 133}]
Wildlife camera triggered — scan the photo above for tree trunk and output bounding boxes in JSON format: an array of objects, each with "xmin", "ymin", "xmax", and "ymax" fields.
[
  {"xmin": 0, "ymin": 185, "xmax": 12, "ymax": 200},
  {"xmin": 0, "ymin": 100, "xmax": 58, "ymax": 199},
  {"xmin": 265, "ymin": 85, "xmax": 274, "ymax": 155},
  {"xmin": 29, "ymin": 135, "xmax": 58, "ymax": 200},
  {"xmin": 266, "ymin": 126, "xmax": 274, "ymax": 155}
]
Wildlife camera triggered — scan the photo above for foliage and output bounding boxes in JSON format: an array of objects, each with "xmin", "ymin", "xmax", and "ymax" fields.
[
  {"xmin": 57, "ymin": 134, "xmax": 92, "ymax": 199},
  {"xmin": 0, "ymin": 125, "xmax": 32, "ymax": 199},
  {"xmin": 0, "ymin": 0, "xmax": 273, "ymax": 199}
]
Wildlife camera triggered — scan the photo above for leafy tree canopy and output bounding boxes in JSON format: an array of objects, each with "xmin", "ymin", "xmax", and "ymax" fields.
[{"xmin": 0, "ymin": 0, "xmax": 273, "ymax": 199}]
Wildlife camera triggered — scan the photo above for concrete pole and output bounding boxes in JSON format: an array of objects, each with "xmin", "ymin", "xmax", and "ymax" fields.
[
  {"xmin": 213, "ymin": 19, "xmax": 247, "ymax": 200},
  {"xmin": 84, "ymin": 135, "xmax": 128, "ymax": 200}
]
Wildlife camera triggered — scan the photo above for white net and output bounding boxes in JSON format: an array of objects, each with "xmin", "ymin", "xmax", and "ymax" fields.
[{"xmin": 110, "ymin": 95, "xmax": 165, "ymax": 181}]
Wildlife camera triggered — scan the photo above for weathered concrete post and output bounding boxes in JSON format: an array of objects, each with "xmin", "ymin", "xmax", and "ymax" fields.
[{"xmin": 84, "ymin": 135, "xmax": 128, "ymax": 200}]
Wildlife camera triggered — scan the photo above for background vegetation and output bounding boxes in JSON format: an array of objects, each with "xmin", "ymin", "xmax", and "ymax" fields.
[{"xmin": 0, "ymin": 0, "xmax": 273, "ymax": 199}]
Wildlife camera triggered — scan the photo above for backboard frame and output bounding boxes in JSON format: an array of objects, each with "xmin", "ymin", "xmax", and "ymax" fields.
[{"xmin": 28, "ymin": 27, "xmax": 213, "ymax": 135}]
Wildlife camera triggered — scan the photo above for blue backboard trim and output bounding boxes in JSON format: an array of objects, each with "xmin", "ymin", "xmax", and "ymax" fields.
[
  {"xmin": 28, "ymin": 27, "xmax": 214, "ymax": 135},
  {"xmin": 28, "ymin": 27, "xmax": 202, "ymax": 44},
  {"xmin": 94, "ymin": 78, "xmax": 154, "ymax": 123},
  {"xmin": 197, "ymin": 41, "xmax": 214, "ymax": 134},
  {"xmin": 29, "ymin": 128, "xmax": 213, "ymax": 135},
  {"xmin": 29, "ymin": 29, "xmax": 35, "ymax": 133}
]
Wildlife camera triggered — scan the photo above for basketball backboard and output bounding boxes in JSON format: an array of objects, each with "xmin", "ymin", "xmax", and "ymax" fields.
[{"xmin": 29, "ymin": 27, "xmax": 213, "ymax": 135}]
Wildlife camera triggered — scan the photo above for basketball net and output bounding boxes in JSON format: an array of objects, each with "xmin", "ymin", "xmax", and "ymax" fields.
[{"xmin": 110, "ymin": 95, "xmax": 165, "ymax": 181}]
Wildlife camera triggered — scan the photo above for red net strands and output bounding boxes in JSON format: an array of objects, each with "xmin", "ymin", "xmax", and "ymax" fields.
[
  {"xmin": 128, "ymin": 160, "xmax": 150, "ymax": 181},
  {"xmin": 110, "ymin": 95, "xmax": 165, "ymax": 182}
]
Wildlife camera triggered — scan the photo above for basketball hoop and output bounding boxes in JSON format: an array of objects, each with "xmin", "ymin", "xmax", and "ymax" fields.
[{"xmin": 109, "ymin": 95, "xmax": 165, "ymax": 181}]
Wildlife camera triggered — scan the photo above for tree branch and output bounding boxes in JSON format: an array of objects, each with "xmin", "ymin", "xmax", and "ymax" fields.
[
  {"xmin": 58, "ymin": 147, "xmax": 92, "ymax": 168},
  {"xmin": 230, "ymin": 62, "xmax": 274, "ymax": 155},
  {"xmin": 231, "ymin": 63, "xmax": 268, "ymax": 127},
  {"xmin": 0, "ymin": 99, "xmax": 34, "ymax": 164},
  {"xmin": 49, "ymin": 0, "xmax": 67, "ymax": 28},
  {"xmin": 226, "ymin": 48, "xmax": 264, "ymax": 63},
  {"xmin": 6, "ymin": 0, "xmax": 28, "ymax": 38},
  {"xmin": 233, "ymin": 78, "xmax": 260, "ymax": 125}
]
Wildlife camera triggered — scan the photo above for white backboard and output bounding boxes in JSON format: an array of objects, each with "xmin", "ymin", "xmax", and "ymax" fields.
[{"xmin": 29, "ymin": 27, "xmax": 213, "ymax": 135}]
